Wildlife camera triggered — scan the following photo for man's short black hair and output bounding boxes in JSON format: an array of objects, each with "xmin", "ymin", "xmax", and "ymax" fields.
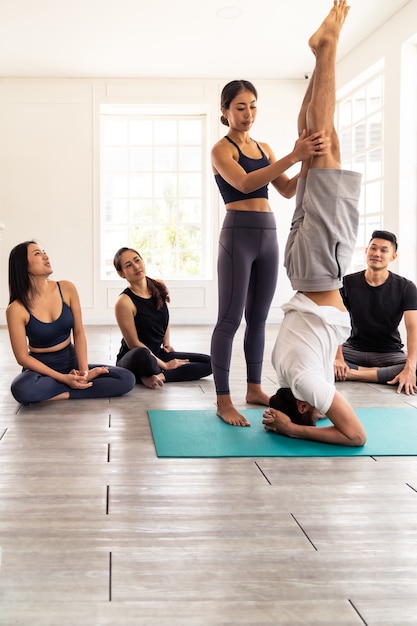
[
  {"xmin": 269, "ymin": 388, "xmax": 315, "ymax": 427},
  {"xmin": 370, "ymin": 230, "xmax": 398, "ymax": 251}
]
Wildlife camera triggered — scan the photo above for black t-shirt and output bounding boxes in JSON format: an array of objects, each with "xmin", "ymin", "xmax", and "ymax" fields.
[{"xmin": 341, "ymin": 271, "xmax": 417, "ymax": 352}]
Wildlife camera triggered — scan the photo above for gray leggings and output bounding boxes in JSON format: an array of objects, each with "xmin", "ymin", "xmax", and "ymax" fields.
[
  {"xmin": 211, "ymin": 210, "xmax": 278, "ymax": 395},
  {"xmin": 342, "ymin": 344, "xmax": 407, "ymax": 384}
]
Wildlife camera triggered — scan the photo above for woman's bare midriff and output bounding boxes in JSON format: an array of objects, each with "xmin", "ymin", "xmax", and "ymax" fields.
[
  {"xmin": 29, "ymin": 336, "xmax": 72, "ymax": 354},
  {"xmin": 225, "ymin": 198, "xmax": 271, "ymax": 212}
]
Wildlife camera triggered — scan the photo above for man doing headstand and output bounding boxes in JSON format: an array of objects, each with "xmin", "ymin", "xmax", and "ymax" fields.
[{"xmin": 263, "ymin": 0, "xmax": 366, "ymax": 447}]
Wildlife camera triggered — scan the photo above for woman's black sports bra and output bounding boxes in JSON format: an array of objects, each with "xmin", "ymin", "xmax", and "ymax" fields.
[{"xmin": 214, "ymin": 136, "xmax": 270, "ymax": 204}]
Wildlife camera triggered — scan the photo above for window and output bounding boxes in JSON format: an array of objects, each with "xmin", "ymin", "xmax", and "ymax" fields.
[
  {"xmin": 100, "ymin": 106, "xmax": 210, "ymax": 280},
  {"xmin": 337, "ymin": 72, "xmax": 384, "ymax": 271}
]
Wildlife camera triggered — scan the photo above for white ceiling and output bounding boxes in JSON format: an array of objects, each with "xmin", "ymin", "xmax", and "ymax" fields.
[{"xmin": 0, "ymin": 0, "xmax": 412, "ymax": 80}]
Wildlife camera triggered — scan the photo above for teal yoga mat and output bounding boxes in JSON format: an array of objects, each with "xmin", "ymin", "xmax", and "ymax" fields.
[{"xmin": 147, "ymin": 407, "xmax": 417, "ymax": 457}]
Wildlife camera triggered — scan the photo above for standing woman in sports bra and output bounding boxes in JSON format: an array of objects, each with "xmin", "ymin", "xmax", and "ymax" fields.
[
  {"xmin": 6, "ymin": 241, "xmax": 136, "ymax": 404},
  {"xmin": 211, "ymin": 79, "xmax": 328, "ymax": 426}
]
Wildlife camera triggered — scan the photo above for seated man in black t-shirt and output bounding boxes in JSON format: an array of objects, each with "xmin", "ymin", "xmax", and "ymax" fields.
[{"xmin": 334, "ymin": 230, "xmax": 417, "ymax": 395}]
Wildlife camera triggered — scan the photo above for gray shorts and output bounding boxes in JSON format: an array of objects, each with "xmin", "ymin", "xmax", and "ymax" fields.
[{"xmin": 284, "ymin": 168, "xmax": 362, "ymax": 291}]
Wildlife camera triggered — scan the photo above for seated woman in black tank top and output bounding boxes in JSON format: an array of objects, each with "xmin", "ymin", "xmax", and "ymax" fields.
[
  {"xmin": 113, "ymin": 247, "xmax": 211, "ymax": 388},
  {"xmin": 6, "ymin": 241, "xmax": 135, "ymax": 404}
]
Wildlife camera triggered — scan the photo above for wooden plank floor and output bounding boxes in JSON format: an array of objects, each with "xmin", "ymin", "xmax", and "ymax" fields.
[{"xmin": 1, "ymin": 324, "xmax": 417, "ymax": 625}]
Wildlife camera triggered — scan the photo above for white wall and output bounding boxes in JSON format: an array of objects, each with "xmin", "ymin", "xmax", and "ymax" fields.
[{"xmin": 1, "ymin": 0, "xmax": 416, "ymax": 325}]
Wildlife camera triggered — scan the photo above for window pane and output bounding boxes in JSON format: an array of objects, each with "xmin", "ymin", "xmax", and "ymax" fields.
[
  {"xmin": 107, "ymin": 174, "xmax": 128, "ymax": 198},
  {"xmin": 353, "ymin": 154, "xmax": 365, "ymax": 177},
  {"xmin": 103, "ymin": 147, "xmax": 127, "ymax": 172},
  {"xmin": 180, "ymin": 199, "xmax": 202, "ymax": 221},
  {"xmin": 154, "ymin": 172, "xmax": 176, "ymax": 197},
  {"xmin": 365, "ymin": 181, "xmax": 382, "ymax": 213},
  {"xmin": 367, "ymin": 147, "xmax": 382, "ymax": 180},
  {"xmin": 130, "ymin": 147, "xmax": 153, "ymax": 171},
  {"xmin": 154, "ymin": 146, "xmax": 177, "ymax": 171},
  {"xmin": 339, "ymin": 99, "xmax": 352, "ymax": 128},
  {"xmin": 367, "ymin": 77, "xmax": 383, "ymax": 114},
  {"xmin": 179, "ymin": 172, "xmax": 201, "ymax": 197},
  {"xmin": 179, "ymin": 119, "xmax": 202, "ymax": 144},
  {"xmin": 368, "ymin": 112, "xmax": 382, "ymax": 147},
  {"xmin": 354, "ymin": 123, "xmax": 366, "ymax": 153},
  {"xmin": 130, "ymin": 174, "xmax": 153, "ymax": 197},
  {"xmin": 103, "ymin": 119, "xmax": 127, "ymax": 145},
  {"xmin": 129, "ymin": 120, "xmax": 153, "ymax": 144},
  {"xmin": 179, "ymin": 147, "xmax": 201, "ymax": 171},
  {"xmin": 129, "ymin": 199, "xmax": 153, "ymax": 223},
  {"xmin": 352, "ymin": 89, "xmax": 366, "ymax": 122},
  {"xmin": 154, "ymin": 120, "xmax": 177, "ymax": 145}
]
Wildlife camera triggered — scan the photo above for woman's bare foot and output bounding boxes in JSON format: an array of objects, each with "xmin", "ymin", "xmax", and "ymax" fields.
[
  {"xmin": 216, "ymin": 395, "xmax": 250, "ymax": 426},
  {"xmin": 246, "ymin": 383, "xmax": 270, "ymax": 407},
  {"xmin": 308, "ymin": 0, "xmax": 350, "ymax": 53},
  {"xmin": 141, "ymin": 374, "xmax": 165, "ymax": 389},
  {"xmin": 87, "ymin": 366, "xmax": 110, "ymax": 381}
]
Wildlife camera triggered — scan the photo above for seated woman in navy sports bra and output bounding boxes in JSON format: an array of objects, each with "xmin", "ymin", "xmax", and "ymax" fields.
[
  {"xmin": 6, "ymin": 241, "xmax": 135, "ymax": 404},
  {"xmin": 211, "ymin": 79, "xmax": 329, "ymax": 427}
]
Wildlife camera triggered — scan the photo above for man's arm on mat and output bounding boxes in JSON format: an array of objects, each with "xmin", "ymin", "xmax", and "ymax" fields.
[{"xmin": 264, "ymin": 391, "xmax": 366, "ymax": 447}]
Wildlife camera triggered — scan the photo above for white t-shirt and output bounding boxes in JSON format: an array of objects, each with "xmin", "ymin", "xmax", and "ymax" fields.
[{"xmin": 271, "ymin": 292, "xmax": 351, "ymax": 414}]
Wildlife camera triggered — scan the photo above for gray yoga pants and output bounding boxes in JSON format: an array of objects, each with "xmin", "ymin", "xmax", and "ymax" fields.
[
  {"xmin": 211, "ymin": 210, "xmax": 278, "ymax": 395},
  {"xmin": 342, "ymin": 344, "xmax": 407, "ymax": 384}
]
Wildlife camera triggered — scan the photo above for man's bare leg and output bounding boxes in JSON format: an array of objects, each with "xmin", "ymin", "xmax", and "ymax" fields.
[
  {"xmin": 297, "ymin": 70, "xmax": 316, "ymax": 178},
  {"xmin": 306, "ymin": 0, "xmax": 350, "ymax": 170}
]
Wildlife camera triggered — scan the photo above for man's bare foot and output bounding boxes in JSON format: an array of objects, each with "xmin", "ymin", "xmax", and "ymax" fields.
[
  {"xmin": 216, "ymin": 396, "xmax": 250, "ymax": 426},
  {"xmin": 141, "ymin": 374, "xmax": 165, "ymax": 389},
  {"xmin": 246, "ymin": 384, "xmax": 270, "ymax": 407},
  {"xmin": 308, "ymin": 0, "xmax": 350, "ymax": 53}
]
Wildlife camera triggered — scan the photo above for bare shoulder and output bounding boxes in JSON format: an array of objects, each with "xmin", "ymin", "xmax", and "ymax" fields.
[
  {"xmin": 211, "ymin": 136, "xmax": 238, "ymax": 173},
  {"xmin": 58, "ymin": 279, "xmax": 76, "ymax": 290},
  {"xmin": 58, "ymin": 280, "xmax": 78, "ymax": 298},
  {"xmin": 257, "ymin": 140, "xmax": 275, "ymax": 161},
  {"xmin": 6, "ymin": 299, "xmax": 27, "ymax": 322},
  {"xmin": 212, "ymin": 136, "xmax": 232, "ymax": 156},
  {"xmin": 115, "ymin": 292, "xmax": 135, "ymax": 312}
]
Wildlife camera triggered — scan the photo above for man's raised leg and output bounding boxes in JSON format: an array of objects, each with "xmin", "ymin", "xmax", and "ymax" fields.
[{"xmin": 306, "ymin": 0, "xmax": 350, "ymax": 169}]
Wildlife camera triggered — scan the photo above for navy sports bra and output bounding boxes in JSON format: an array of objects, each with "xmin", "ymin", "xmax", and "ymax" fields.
[
  {"xmin": 214, "ymin": 136, "xmax": 270, "ymax": 204},
  {"xmin": 26, "ymin": 282, "xmax": 74, "ymax": 349}
]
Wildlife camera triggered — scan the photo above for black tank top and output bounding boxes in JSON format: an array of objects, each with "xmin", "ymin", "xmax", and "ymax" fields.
[
  {"xmin": 116, "ymin": 287, "xmax": 169, "ymax": 360},
  {"xmin": 214, "ymin": 136, "xmax": 270, "ymax": 204}
]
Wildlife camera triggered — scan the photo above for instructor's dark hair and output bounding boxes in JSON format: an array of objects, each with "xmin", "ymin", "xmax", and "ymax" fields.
[
  {"xmin": 8, "ymin": 240, "xmax": 37, "ymax": 309},
  {"xmin": 370, "ymin": 230, "xmax": 398, "ymax": 252},
  {"xmin": 269, "ymin": 387, "xmax": 315, "ymax": 427},
  {"xmin": 220, "ymin": 79, "xmax": 258, "ymax": 126}
]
